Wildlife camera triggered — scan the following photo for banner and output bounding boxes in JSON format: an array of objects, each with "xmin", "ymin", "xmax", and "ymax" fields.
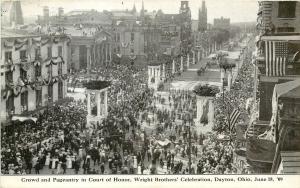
[{"xmin": 12, "ymin": 116, "xmax": 37, "ymax": 123}]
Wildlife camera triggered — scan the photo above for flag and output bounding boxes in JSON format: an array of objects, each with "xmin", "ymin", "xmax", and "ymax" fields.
[
  {"xmin": 229, "ymin": 108, "xmax": 240, "ymax": 131},
  {"xmin": 265, "ymin": 41, "xmax": 288, "ymax": 76}
]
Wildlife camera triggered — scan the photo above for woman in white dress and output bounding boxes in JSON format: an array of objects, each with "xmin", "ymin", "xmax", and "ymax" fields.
[
  {"xmin": 67, "ymin": 155, "xmax": 72, "ymax": 169},
  {"xmin": 45, "ymin": 153, "xmax": 50, "ymax": 166},
  {"xmin": 51, "ymin": 157, "xmax": 57, "ymax": 169}
]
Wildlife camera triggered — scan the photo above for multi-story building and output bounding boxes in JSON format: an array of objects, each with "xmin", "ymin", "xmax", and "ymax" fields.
[
  {"xmin": 1, "ymin": 0, "xmax": 24, "ymax": 27},
  {"xmin": 213, "ymin": 17, "xmax": 230, "ymax": 31},
  {"xmin": 246, "ymin": 1, "xmax": 300, "ymax": 173},
  {"xmin": 198, "ymin": 0, "xmax": 207, "ymax": 32},
  {"xmin": 0, "ymin": 29, "xmax": 69, "ymax": 127}
]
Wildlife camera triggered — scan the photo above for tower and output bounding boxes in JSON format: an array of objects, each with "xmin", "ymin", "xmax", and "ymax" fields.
[
  {"xmin": 58, "ymin": 7, "xmax": 64, "ymax": 17},
  {"xmin": 179, "ymin": 1, "xmax": 192, "ymax": 55},
  {"xmin": 140, "ymin": 0, "xmax": 145, "ymax": 22},
  {"xmin": 198, "ymin": 0, "xmax": 207, "ymax": 32},
  {"xmin": 43, "ymin": 6, "xmax": 49, "ymax": 24}
]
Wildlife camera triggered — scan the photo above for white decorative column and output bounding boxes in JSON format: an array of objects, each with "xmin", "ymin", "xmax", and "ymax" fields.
[
  {"xmin": 192, "ymin": 51, "xmax": 195, "ymax": 64},
  {"xmin": 162, "ymin": 63, "xmax": 166, "ymax": 81},
  {"xmin": 197, "ymin": 51, "xmax": 200, "ymax": 62},
  {"xmin": 104, "ymin": 89, "xmax": 108, "ymax": 117},
  {"xmin": 87, "ymin": 92, "xmax": 91, "ymax": 116},
  {"xmin": 220, "ymin": 69, "xmax": 225, "ymax": 92},
  {"xmin": 196, "ymin": 96, "xmax": 204, "ymax": 124},
  {"xmin": 208, "ymin": 98, "xmax": 214, "ymax": 126},
  {"xmin": 180, "ymin": 56, "xmax": 184, "ymax": 72},
  {"xmin": 105, "ymin": 44, "xmax": 108, "ymax": 63},
  {"xmin": 87, "ymin": 45, "xmax": 91, "ymax": 73},
  {"xmin": 96, "ymin": 92, "xmax": 101, "ymax": 117},
  {"xmin": 187, "ymin": 54, "xmax": 190, "ymax": 69},
  {"xmin": 172, "ymin": 59, "xmax": 176, "ymax": 74},
  {"xmin": 228, "ymin": 72, "xmax": 232, "ymax": 91}
]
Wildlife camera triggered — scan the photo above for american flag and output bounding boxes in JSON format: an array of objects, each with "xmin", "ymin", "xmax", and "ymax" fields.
[
  {"xmin": 229, "ymin": 109, "xmax": 240, "ymax": 131},
  {"xmin": 265, "ymin": 41, "xmax": 288, "ymax": 76}
]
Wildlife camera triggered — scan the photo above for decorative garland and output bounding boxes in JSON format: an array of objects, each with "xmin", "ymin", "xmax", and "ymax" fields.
[
  {"xmin": 41, "ymin": 38, "xmax": 51, "ymax": 46},
  {"xmin": 129, "ymin": 54, "xmax": 136, "ymax": 60},
  {"xmin": 121, "ymin": 42, "xmax": 129, "ymax": 48},
  {"xmin": 3, "ymin": 39, "xmax": 14, "ymax": 48},
  {"xmin": 32, "ymin": 37, "xmax": 41, "ymax": 46},
  {"xmin": 15, "ymin": 39, "xmax": 28, "ymax": 51}
]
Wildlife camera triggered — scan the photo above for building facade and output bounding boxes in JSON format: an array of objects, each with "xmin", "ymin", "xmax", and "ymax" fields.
[
  {"xmin": 247, "ymin": 1, "xmax": 300, "ymax": 173},
  {"xmin": 0, "ymin": 29, "xmax": 69, "ymax": 126},
  {"xmin": 213, "ymin": 17, "xmax": 230, "ymax": 30}
]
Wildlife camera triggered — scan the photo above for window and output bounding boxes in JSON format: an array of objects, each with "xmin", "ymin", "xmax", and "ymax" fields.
[
  {"xmin": 6, "ymin": 95, "xmax": 14, "ymax": 115},
  {"xmin": 5, "ymin": 71, "xmax": 13, "ymax": 83},
  {"xmin": 47, "ymin": 65, "xmax": 52, "ymax": 77},
  {"xmin": 35, "ymin": 47, "xmax": 41, "ymax": 60},
  {"xmin": 48, "ymin": 85, "xmax": 53, "ymax": 102},
  {"xmin": 20, "ymin": 68, "xmax": 27, "ymax": 80},
  {"xmin": 4, "ymin": 51, "xmax": 12, "ymax": 62},
  {"xmin": 21, "ymin": 91, "xmax": 28, "ymax": 112},
  {"xmin": 20, "ymin": 50, "xmax": 27, "ymax": 61},
  {"xmin": 58, "ymin": 62, "xmax": 63, "ymax": 75},
  {"xmin": 277, "ymin": 27, "xmax": 295, "ymax": 33},
  {"xmin": 36, "ymin": 89, "xmax": 42, "ymax": 108},
  {"xmin": 131, "ymin": 32, "xmax": 134, "ymax": 41},
  {"xmin": 47, "ymin": 46, "xmax": 52, "ymax": 58},
  {"xmin": 278, "ymin": 1, "xmax": 296, "ymax": 18},
  {"xmin": 58, "ymin": 46, "xmax": 63, "ymax": 57},
  {"xmin": 131, "ymin": 48, "xmax": 134, "ymax": 54},
  {"xmin": 117, "ymin": 46, "xmax": 120, "ymax": 53},
  {"xmin": 117, "ymin": 33, "xmax": 120, "ymax": 42},
  {"xmin": 35, "ymin": 65, "xmax": 41, "ymax": 77},
  {"xmin": 58, "ymin": 81, "xmax": 63, "ymax": 99}
]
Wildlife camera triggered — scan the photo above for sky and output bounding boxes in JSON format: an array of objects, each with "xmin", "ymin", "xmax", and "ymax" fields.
[{"xmin": 18, "ymin": 0, "xmax": 258, "ymax": 23}]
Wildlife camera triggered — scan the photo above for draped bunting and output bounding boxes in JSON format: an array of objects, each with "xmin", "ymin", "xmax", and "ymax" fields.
[
  {"xmin": 52, "ymin": 36, "xmax": 60, "ymax": 44},
  {"xmin": 32, "ymin": 37, "xmax": 41, "ymax": 46},
  {"xmin": 121, "ymin": 42, "xmax": 129, "ymax": 48},
  {"xmin": 15, "ymin": 38, "xmax": 28, "ymax": 51},
  {"xmin": 3, "ymin": 39, "xmax": 14, "ymax": 48},
  {"xmin": 45, "ymin": 56, "xmax": 64, "ymax": 67},
  {"xmin": 10, "ymin": 64, "xmax": 16, "ymax": 72},
  {"xmin": 116, "ymin": 54, "xmax": 122, "ymax": 58},
  {"xmin": 21, "ymin": 63, "xmax": 30, "ymax": 71},
  {"xmin": 129, "ymin": 54, "xmax": 136, "ymax": 60},
  {"xmin": 41, "ymin": 38, "xmax": 51, "ymax": 46},
  {"xmin": 33, "ymin": 60, "xmax": 41, "ymax": 67}
]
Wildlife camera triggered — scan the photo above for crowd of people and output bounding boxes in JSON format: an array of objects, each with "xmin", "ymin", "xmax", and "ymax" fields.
[{"xmin": 1, "ymin": 36, "xmax": 255, "ymax": 175}]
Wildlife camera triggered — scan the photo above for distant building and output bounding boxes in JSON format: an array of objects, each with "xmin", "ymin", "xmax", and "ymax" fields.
[
  {"xmin": 198, "ymin": 0, "xmax": 207, "ymax": 32},
  {"xmin": 1, "ymin": 0, "xmax": 24, "ymax": 27},
  {"xmin": 213, "ymin": 17, "xmax": 230, "ymax": 30},
  {"xmin": 0, "ymin": 29, "xmax": 69, "ymax": 126}
]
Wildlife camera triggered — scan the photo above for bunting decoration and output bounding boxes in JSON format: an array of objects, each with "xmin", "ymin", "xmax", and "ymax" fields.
[
  {"xmin": 32, "ymin": 37, "xmax": 41, "ymax": 46},
  {"xmin": 15, "ymin": 38, "xmax": 28, "ymax": 51},
  {"xmin": 129, "ymin": 54, "xmax": 136, "ymax": 60},
  {"xmin": 52, "ymin": 36, "xmax": 61, "ymax": 44},
  {"xmin": 41, "ymin": 37, "xmax": 51, "ymax": 46},
  {"xmin": 3, "ymin": 39, "xmax": 14, "ymax": 48}
]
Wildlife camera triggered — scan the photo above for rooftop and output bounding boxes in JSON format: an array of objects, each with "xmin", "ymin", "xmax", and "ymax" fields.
[{"xmin": 1, "ymin": 28, "xmax": 43, "ymax": 38}]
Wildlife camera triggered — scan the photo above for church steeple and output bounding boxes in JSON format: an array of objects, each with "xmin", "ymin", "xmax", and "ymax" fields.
[{"xmin": 132, "ymin": 3, "xmax": 137, "ymax": 13}]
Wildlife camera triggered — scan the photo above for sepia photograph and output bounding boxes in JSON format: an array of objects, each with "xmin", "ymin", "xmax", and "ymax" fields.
[{"xmin": 0, "ymin": 0, "xmax": 300, "ymax": 182}]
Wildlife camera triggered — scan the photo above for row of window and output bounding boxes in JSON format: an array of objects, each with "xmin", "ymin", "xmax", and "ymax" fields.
[
  {"xmin": 114, "ymin": 33, "xmax": 135, "ymax": 42},
  {"xmin": 5, "ymin": 62, "xmax": 63, "ymax": 84},
  {"xmin": 6, "ymin": 82, "xmax": 64, "ymax": 114},
  {"xmin": 4, "ymin": 46, "xmax": 63, "ymax": 62}
]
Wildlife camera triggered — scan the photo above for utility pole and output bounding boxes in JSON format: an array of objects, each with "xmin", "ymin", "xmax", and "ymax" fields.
[{"xmin": 187, "ymin": 116, "xmax": 192, "ymax": 174}]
